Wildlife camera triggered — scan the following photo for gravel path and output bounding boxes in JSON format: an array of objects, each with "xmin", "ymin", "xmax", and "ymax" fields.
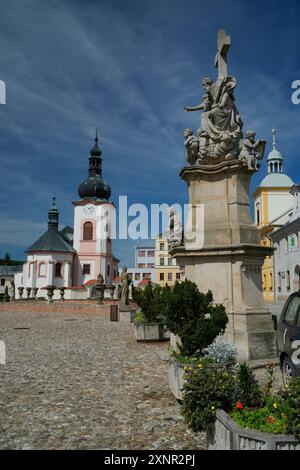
[{"xmin": 0, "ymin": 311, "xmax": 206, "ymax": 450}]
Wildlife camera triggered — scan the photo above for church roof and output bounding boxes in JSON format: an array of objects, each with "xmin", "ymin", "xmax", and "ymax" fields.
[
  {"xmin": 78, "ymin": 130, "xmax": 111, "ymax": 201},
  {"xmin": 26, "ymin": 198, "xmax": 76, "ymax": 254},
  {"xmin": 260, "ymin": 173, "xmax": 294, "ymax": 188},
  {"xmin": 259, "ymin": 129, "xmax": 294, "ymax": 188},
  {"xmin": 0, "ymin": 265, "xmax": 23, "ymax": 276},
  {"xmin": 26, "ymin": 229, "xmax": 76, "ymax": 254}
]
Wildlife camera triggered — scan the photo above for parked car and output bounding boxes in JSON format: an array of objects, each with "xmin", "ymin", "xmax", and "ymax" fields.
[{"xmin": 272, "ymin": 291, "xmax": 300, "ymax": 385}]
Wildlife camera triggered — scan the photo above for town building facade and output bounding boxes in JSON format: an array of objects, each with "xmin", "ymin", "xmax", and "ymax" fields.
[
  {"xmin": 155, "ymin": 234, "xmax": 180, "ymax": 286},
  {"xmin": 253, "ymin": 130, "xmax": 294, "ymax": 301},
  {"xmin": 271, "ymin": 184, "xmax": 300, "ymax": 301}
]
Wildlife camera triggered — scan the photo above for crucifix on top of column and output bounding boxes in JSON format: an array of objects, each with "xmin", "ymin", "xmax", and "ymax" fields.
[{"xmin": 214, "ymin": 29, "xmax": 231, "ymax": 79}]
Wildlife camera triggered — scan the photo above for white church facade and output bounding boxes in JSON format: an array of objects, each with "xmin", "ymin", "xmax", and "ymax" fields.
[{"xmin": 15, "ymin": 132, "xmax": 119, "ymax": 299}]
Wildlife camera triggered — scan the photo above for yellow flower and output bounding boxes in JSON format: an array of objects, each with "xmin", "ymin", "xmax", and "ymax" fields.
[
  {"xmin": 211, "ymin": 405, "xmax": 215, "ymax": 411},
  {"xmin": 273, "ymin": 402, "xmax": 278, "ymax": 409},
  {"xmin": 285, "ymin": 384, "xmax": 289, "ymax": 389},
  {"xmin": 198, "ymin": 364, "xmax": 203, "ymax": 368}
]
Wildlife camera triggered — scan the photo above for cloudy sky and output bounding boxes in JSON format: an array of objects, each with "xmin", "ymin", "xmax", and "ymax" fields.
[{"xmin": 0, "ymin": 0, "xmax": 300, "ymax": 266}]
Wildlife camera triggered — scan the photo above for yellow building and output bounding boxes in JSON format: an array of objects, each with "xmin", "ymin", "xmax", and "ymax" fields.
[
  {"xmin": 253, "ymin": 130, "xmax": 294, "ymax": 302},
  {"xmin": 155, "ymin": 234, "xmax": 181, "ymax": 286}
]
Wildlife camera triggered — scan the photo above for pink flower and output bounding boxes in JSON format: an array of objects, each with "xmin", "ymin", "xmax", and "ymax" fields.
[{"xmin": 268, "ymin": 415, "xmax": 275, "ymax": 424}]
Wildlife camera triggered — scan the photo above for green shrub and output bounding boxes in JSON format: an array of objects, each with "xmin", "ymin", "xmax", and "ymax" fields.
[
  {"xmin": 163, "ymin": 280, "xmax": 228, "ymax": 357},
  {"xmin": 234, "ymin": 363, "xmax": 263, "ymax": 408},
  {"xmin": 132, "ymin": 283, "xmax": 165, "ymax": 323},
  {"xmin": 134, "ymin": 309, "xmax": 144, "ymax": 323},
  {"xmin": 284, "ymin": 377, "xmax": 300, "ymax": 441},
  {"xmin": 181, "ymin": 364, "xmax": 235, "ymax": 432}
]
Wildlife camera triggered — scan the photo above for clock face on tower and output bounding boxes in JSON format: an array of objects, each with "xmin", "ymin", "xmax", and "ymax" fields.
[{"xmin": 84, "ymin": 205, "xmax": 96, "ymax": 217}]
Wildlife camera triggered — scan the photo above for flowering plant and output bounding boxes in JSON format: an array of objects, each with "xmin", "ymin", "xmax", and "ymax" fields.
[{"xmin": 181, "ymin": 362, "xmax": 300, "ymax": 440}]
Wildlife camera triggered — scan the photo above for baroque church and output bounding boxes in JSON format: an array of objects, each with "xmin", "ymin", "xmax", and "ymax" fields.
[{"xmin": 15, "ymin": 132, "xmax": 119, "ymax": 299}]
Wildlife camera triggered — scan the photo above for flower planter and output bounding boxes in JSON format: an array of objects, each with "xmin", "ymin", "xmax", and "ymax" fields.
[
  {"xmin": 208, "ymin": 409, "xmax": 300, "ymax": 450},
  {"xmin": 168, "ymin": 360, "xmax": 186, "ymax": 401},
  {"xmin": 134, "ymin": 323, "xmax": 165, "ymax": 342}
]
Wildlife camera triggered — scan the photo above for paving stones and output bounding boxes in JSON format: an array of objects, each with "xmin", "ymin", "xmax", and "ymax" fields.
[{"xmin": 0, "ymin": 310, "xmax": 206, "ymax": 450}]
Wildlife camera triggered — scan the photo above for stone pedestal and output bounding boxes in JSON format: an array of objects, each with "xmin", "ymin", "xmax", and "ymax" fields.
[
  {"xmin": 171, "ymin": 160, "xmax": 276, "ymax": 362},
  {"xmin": 119, "ymin": 308, "xmax": 136, "ymax": 323}
]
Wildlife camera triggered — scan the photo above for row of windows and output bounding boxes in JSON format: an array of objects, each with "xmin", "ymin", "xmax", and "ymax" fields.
[
  {"xmin": 31, "ymin": 262, "xmax": 64, "ymax": 278},
  {"xmin": 159, "ymin": 272, "xmax": 181, "ymax": 282},
  {"xmin": 137, "ymin": 263, "xmax": 155, "ymax": 269},
  {"xmin": 134, "ymin": 273, "xmax": 152, "ymax": 281},
  {"xmin": 159, "ymin": 258, "xmax": 174, "ymax": 266},
  {"xmin": 137, "ymin": 250, "xmax": 155, "ymax": 258},
  {"xmin": 82, "ymin": 264, "xmax": 117, "ymax": 279}
]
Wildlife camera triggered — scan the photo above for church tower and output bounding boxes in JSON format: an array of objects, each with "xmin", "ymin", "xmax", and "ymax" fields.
[
  {"xmin": 73, "ymin": 131, "xmax": 118, "ymax": 286},
  {"xmin": 253, "ymin": 129, "xmax": 294, "ymax": 301}
]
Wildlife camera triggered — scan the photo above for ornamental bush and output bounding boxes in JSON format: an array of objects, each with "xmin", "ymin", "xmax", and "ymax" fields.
[
  {"xmin": 234, "ymin": 363, "xmax": 263, "ymax": 408},
  {"xmin": 163, "ymin": 280, "xmax": 228, "ymax": 358},
  {"xmin": 284, "ymin": 377, "xmax": 300, "ymax": 441},
  {"xmin": 204, "ymin": 340, "xmax": 238, "ymax": 366},
  {"xmin": 132, "ymin": 283, "xmax": 165, "ymax": 323},
  {"xmin": 181, "ymin": 364, "xmax": 235, "ymax": 433}
]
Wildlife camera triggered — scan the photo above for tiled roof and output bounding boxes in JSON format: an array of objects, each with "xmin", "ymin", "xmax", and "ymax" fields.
[
  {"xmin": 26, "ymin": 228, "xmax": 76, "ymax": 254},
  {"xmin": 0, "ymin": 265, "xmax": 23, "ymax": 276}
]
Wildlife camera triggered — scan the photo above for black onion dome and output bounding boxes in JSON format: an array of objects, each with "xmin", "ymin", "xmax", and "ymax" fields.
[
  {"xmin": 90, "ymin": 137, "xmax": 102, "ymax": 157},
  {"xmin": 78, "ymin": 176, "xmax": 111, "ymax": 200},
  {"xmin": 78, "ymin": 130, "xmax": 111, "ymax": 200}
]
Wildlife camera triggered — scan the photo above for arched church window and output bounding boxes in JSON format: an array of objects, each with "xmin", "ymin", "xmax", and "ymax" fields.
[
  {"xmin": 55, "ymin": 262, "xmax": 62, "ymax": 277},
  {"xmin": 39, "ymin": 262, "xmax": 46, "ymax": 277},
  {"xmin": 83, "ymin": 222, "xmax": 93, "ymax": 240}
]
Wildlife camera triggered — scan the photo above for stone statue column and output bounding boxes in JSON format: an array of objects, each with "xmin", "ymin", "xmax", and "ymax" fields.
[
  {"xmin": 64, "ymin": 262, "xmax": 71, "ymax": 287},
  {"xmin": 172, "ymin": 29, "xmax": 276, "ymax": 363}
]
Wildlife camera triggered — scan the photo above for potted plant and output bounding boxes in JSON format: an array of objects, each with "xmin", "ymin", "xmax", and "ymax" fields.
[
  {"xmin": 181, "ymin": 361, "xmax": 300, "ymax": 450},
  {"xmin": 132, "ymin": 283, "xmax": 165, "ymax": 342},
  {"xmin": 162, "ymin": 280, "xmax": 228, "ymax": 399}
]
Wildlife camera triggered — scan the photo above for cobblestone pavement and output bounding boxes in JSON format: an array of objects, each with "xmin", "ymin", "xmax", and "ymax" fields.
[{"xmin": 0, "ymin": 310, "xmax": 206, "ymax": 450}]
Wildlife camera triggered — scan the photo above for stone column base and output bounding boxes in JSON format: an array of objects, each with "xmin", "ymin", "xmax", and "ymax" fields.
[{"xmin": 119, "ymin": 309, "xmax": 136, "ymax": 323}]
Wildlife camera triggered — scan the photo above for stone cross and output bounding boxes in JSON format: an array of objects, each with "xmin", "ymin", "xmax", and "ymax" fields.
[{"xmin": 214, "ymin": 29, "xmax": 231, "ymax": 78}]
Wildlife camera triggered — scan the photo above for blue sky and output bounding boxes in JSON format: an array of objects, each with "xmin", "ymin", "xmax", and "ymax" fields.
[{"xmin": 0, "ymin": 0, "xmax": 300, "ymax": 266}]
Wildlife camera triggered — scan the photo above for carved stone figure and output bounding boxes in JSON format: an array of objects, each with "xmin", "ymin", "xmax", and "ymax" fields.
[
  {"xmin": 185, "ymin": 75, "xmax": 242, "ymax": 161},
  {"xmin": 239, "ymin": 131, "xmax": 266, "ymax": 170},
  {"xmin": 183, "ymin": 30, "xmax": 246, "ymax": 162},
  {"xmin": 120, "ymin": 267, "xmax": 131, "ymax": 307},
  {"xmin": 169, "ymin": 208, "xmax": 184, "ymax": 248},
  {"xmin": 91, "ymin": 273, "xmax": 105, "ymax": 300},
  {"xmin": 4, "ymin": 286, "xmax": 10, "ymax": 302},
  {"xmin": 184, "ymin": 129, "xmax": 199, "ymax": 165},
  {"xmin": 10, "ymin": 280, "xmax": 15, "ymax": 300}
]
